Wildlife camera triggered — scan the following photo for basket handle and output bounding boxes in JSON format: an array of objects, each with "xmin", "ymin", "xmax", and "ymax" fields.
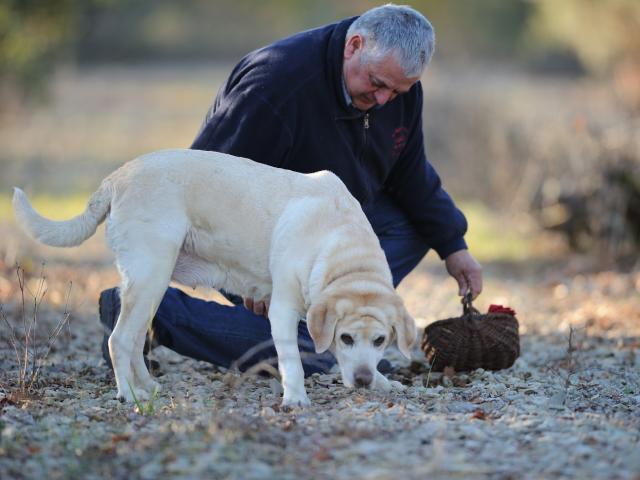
[{"xmin": 462, "ymin": 291, "xmax": 480, "ymax": 316}]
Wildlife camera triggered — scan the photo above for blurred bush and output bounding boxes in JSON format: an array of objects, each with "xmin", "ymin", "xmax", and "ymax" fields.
[
  {"xmin": 526, "ymin": 0, "xmax": 640, "ymax": 111},
  {"xmin": 526, "ymin": 0, "xmax": 640, "ymax": 74},
  {"xmin": 69, "ymin": 0, "xmax": 355, "ymax": 63},
  {"xmin": 0, "ymin": 0, "xmax": 76, "ymax": 102},
  {"xmin": 522, "ymin": 0, "xmax": 640, "ymax": 263},
  {"xmin": 424, "ymin": 65, "xmax": 640, "ymax": 267},
  {"xmin": 416, "ymin": 0, "xmax": 533, "ymax": 59},
  {"xmin": 70, "ymin": 0, "xmax": 532, "ymax": 63}
]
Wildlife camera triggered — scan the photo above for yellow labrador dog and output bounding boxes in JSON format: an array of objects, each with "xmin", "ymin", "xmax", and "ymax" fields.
[{"xmin": 13, "ymin": 149, "xmax": 416, "ymax": 407}]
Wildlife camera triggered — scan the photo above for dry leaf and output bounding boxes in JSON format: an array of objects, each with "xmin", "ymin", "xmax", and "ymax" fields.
[
  {"xmin": 111, "ymin": 434, "xmax": 131, "ymax": 443},
  {"xmin": 312, "ymin": 447, "xmax": 332, "ymax": 461},
  {"xmin": 471, "ymin": 409, "xmax": 487, "ymax": 420}
]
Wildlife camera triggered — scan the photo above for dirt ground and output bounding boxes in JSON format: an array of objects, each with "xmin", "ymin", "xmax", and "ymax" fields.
[{"xmin": 0, "ymin": 220, "xmax": 638, "ymax": 480}]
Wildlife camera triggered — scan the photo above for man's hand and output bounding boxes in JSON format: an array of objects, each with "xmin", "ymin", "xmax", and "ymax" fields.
[
  {"xmin": 445, "ymin": 249, "xmax": 483, "ymax": 299},
  {"xmin": 243, "ymin": 297, "xmax": 270, "ymax": 318}
]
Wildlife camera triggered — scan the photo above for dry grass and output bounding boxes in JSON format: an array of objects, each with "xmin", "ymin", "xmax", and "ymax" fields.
[{"xmin": 0, "ymin": 265, "xmax": 71, "ymax": 402}]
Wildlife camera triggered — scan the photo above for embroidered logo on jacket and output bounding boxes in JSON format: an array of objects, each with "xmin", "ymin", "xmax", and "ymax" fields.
[{"xmin": 391, "ymin": 127, "xmax": 409, "ymax": 161}]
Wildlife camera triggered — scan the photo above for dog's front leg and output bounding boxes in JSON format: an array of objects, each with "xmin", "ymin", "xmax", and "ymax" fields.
[{"xmin": 269, "ymin": 300, "xmax": 310, "ymax": 408}]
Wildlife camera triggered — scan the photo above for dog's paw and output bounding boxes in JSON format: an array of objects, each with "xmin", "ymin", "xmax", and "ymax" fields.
[
  {"xmin": 116, "ymin": 386, "xmax": 151, "ymax": 403},
  {"xmin": 281, "ymin": 392, "xmax": 311, "ymax": 410},
  {"xmin": 140, "ymin": 379, "xmax": 161, "ymax": 395}
]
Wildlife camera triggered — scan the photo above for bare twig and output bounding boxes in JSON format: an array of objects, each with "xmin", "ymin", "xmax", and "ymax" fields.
[
  {"xmin": 28, "ymin": 280, "xmax": 72, "ymax": 392},
  {"xmin": 559, "ymin": 325, "xmax": 584, "ymax": 406},
  {"xmin": 563, "ymin": 326, "xmax": 576, "ymax": 399},
  {"xmin": 0, "ymin": 264, "xmax": 73, "ymax": 398}
]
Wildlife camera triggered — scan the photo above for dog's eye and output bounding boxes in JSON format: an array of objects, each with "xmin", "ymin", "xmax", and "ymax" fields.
[
  {"xmin": 373, "ymin": 336, "xmax": 385, "ymax": 347},
  {"xmin": 340, "ymin": 334, "xmax": 354, "ymax": 346}
]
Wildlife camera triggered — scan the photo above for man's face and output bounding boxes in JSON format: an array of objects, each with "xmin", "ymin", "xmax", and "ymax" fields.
[{"xmin": 342, "ymin": 34, "xmax": 420, "ymax": 111}]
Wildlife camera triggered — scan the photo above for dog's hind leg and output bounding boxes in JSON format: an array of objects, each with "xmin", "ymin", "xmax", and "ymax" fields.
[
  {"xmin": 109, "ymin": 236, "xmax": 180, "ymax": 403},
  {"xmin": 132, "ymin": 322, "xmax": 160, "ymax": 395},
  {"xmin": 109, "ymin": 288, "xmax": 150, "ymax": 403}
]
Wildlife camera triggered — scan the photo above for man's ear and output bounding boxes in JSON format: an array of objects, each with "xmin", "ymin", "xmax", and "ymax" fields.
[
  {"xmin": 343, "ymin": 34, "xmax": 364, "ymax": 60},
  {"xmin": 307, "ymin": 297, "xmax": 339, "ymax": 353},
  {"xmin": 394, "ymin": 305, "xmax": 417, "ymax": 359}
]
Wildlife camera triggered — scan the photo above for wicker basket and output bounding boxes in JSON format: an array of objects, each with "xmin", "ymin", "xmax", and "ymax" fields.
[{"xmin": 421, "ymin": 294, "xmax": 520, "ymax": 372}]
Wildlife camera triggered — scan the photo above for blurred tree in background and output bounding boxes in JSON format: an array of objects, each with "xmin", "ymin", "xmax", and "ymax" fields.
[
  {"xmin": 3, "ymin": 0, "xmax": 640, "ymax": 102},
  {"xmin": 526, "ymin": 0, "xmax": 640, "ymax": 74},
  {"xmin": 526, "ymin": 0, "xmax": 640, "ymax": 109},
  {"xmin": 412, "ymin": 0, "xmax": 532, "ymax": 59},
  {"xmin": 0, "ymin": 0, "xmax": 76, "ymax": 102},
  {"xmin": 70, "ymin": 0, "xmax": 532, "ymax": 63}
]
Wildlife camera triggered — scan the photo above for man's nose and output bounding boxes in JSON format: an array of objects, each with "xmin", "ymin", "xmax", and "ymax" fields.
[
  {"xmin": 353, "ymin": 366, "xmax": 373, "ymax": 387},
  {"xmin": 374, "ymin": 88, "xmax": 393, "ymax": 106}
]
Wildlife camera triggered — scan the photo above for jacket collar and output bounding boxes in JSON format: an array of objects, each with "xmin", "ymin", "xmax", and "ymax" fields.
[{"xmin": 326, "ymin": 17, "xmax": 359, "ymax": 114}]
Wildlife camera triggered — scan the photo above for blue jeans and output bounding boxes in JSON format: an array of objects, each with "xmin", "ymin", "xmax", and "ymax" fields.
[{"xmin": 152, "ymin": 193, "xmax": 430, "ymax": 376}]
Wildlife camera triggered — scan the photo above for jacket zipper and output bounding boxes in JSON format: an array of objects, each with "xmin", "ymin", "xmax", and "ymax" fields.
[
  {"xmin": 335, "ymin": 111, "xmax": 370, "ymax": 160},
  {"xmin": 362, "ymin": 113, "xmax": 370, "ymax": 156}
]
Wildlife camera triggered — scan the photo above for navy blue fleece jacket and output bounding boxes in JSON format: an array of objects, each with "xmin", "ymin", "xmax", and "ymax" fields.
[{"xmin": 191, "ymin": 17, "xmax": 468, "ymax": 259}]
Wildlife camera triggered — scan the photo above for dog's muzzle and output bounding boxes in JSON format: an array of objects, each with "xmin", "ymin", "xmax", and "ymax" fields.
[{"xmin": 353, "ymin": 366, "xmax": 373, "ymax": 388}]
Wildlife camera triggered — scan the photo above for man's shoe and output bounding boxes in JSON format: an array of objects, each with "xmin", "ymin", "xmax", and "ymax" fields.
[{"xmin": 99, "ymin": 287, "xmax": 159, "ymax": 372}]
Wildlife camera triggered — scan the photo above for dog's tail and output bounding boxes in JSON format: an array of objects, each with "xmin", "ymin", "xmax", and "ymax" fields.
[{"xmin": 12, "ymin": 183, "xmax": 112, "ymax": 248}]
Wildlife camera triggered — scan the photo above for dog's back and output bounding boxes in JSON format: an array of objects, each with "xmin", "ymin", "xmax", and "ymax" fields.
[{"xmin": 14, "ymin": 148, "xmax": 367, "ymax": 299}]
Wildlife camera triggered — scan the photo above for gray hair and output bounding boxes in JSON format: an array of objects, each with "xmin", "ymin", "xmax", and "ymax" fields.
[{"xmin": 346, "ymin": 4, "xmax": 435, "ymax": 77}]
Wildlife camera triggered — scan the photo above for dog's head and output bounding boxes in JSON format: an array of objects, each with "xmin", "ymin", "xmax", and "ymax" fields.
[{"xmin": 307, "ymin": 288, "xmax": 416, "ymax": 389}]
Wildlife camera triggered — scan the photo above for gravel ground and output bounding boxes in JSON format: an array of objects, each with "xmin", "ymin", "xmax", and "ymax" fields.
[{"xmin": 0, "ymin": 237, "xmax": 639, "ymax": 479}]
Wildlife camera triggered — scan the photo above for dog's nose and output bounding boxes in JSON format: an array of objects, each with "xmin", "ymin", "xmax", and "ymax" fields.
[{"xmin": 353, "ymin": 366, "xmax": 373, "ymax": 388}]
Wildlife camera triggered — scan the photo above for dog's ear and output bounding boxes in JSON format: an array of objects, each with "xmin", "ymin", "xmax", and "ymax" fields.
[
  {"xmin": 394, "ymin": 305, "xmax": 417, "ymax": 359},
  {"xmin": 307, "ymin": 297, "xmax": 339, "ymax": 353}
]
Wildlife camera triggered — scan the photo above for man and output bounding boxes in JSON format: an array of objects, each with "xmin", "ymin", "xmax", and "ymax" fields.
[{"xmin": 99, "ymin": 4, "xmax": 483, "ymax": 375}]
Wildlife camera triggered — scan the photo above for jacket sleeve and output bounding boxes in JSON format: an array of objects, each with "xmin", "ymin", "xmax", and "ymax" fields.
[
  {"xmin": 191, "ymin": 88, "xmax": 293, "ymax": 168},
  {"xmin": 384, "ymin": 86, "xmax": 468, "ymax": 259}
]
